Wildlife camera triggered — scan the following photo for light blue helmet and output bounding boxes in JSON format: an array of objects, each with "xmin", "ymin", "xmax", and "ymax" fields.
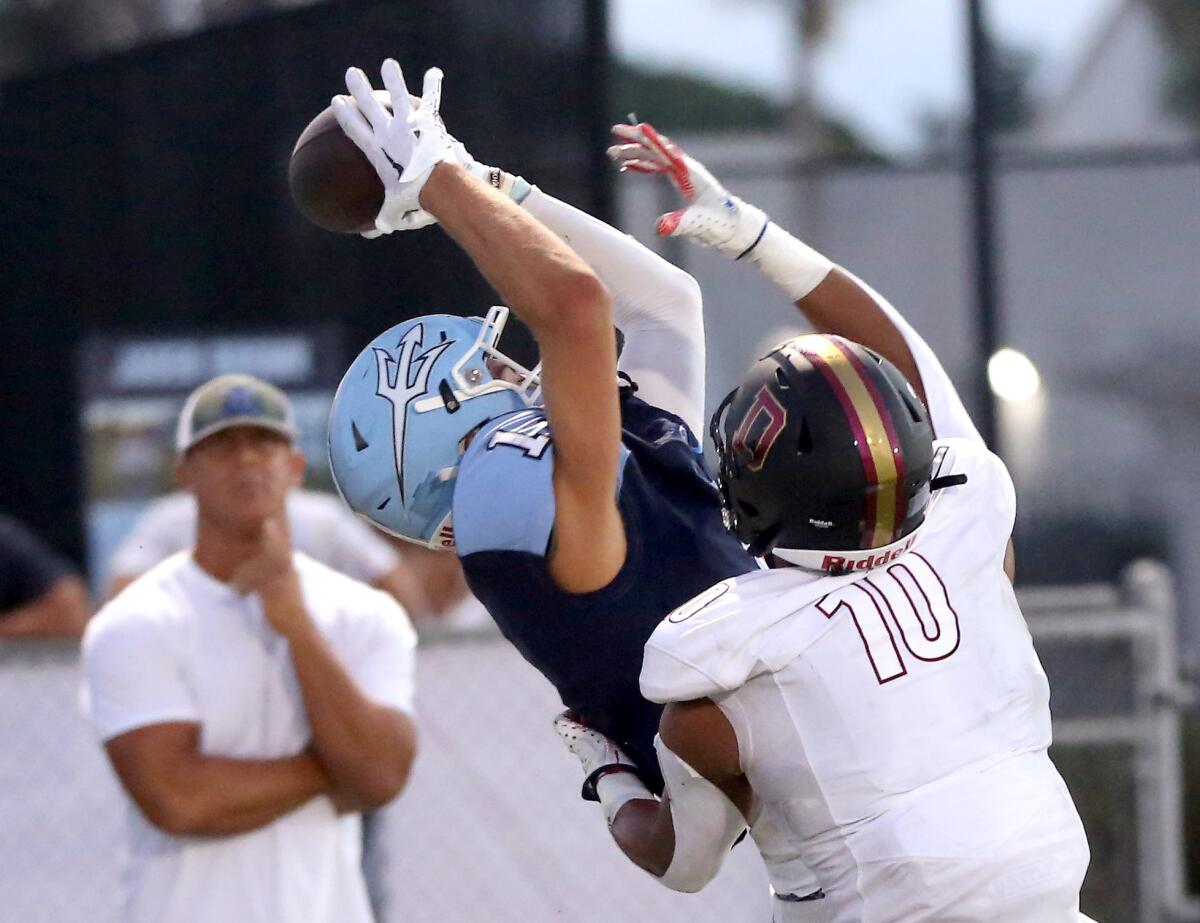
[{"xmin": 329, "ymin": 306, "xmax": 539, "ymax": 549}]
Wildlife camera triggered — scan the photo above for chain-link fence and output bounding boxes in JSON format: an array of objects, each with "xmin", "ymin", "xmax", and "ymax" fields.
[
  {"xmin": 1024, "ymin": 561, "xmax": 1199, "ymax": 923},
  {"xmin": 0, "ymin": 629, "xmax": 768, "ymax": 923},
  {"xmin": 1, "ymin": 562, "xmax": 1195, "ymax": 923}
]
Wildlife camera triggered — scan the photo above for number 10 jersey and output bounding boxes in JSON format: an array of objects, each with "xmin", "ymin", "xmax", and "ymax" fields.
[{"xmin": 642, "ymin": 438, "xmax": 1089, "ymax": 921}]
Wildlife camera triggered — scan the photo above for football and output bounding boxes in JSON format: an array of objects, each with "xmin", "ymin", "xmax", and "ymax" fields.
[{"xmin": 288, "ymin": 91, "xmax": 416, "ymax": 234}]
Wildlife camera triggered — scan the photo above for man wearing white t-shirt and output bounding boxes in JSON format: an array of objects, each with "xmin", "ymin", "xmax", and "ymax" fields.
[{"xmin": 82, "ymin": 374, "xmax": 418, "ymax": 923}]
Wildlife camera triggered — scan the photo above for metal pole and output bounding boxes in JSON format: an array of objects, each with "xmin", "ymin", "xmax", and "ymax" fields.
[
  {"xmin": 966, "ymin": 0, "xmax": 1001, "ymax": 451},
  {"xmin": 583, "ymin": 0, "xmax": 614, "ymax": 223}
]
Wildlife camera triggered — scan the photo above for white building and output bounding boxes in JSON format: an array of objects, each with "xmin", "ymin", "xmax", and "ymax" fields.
[{"xmin": 1027, "ymin": 0, "xmax": 1197, "ymax": 149}]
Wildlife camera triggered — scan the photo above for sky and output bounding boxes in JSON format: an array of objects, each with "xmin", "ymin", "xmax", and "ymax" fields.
[{"xmin": 612, "ymin": 0, "xmax": 1122, "ymax": 153}]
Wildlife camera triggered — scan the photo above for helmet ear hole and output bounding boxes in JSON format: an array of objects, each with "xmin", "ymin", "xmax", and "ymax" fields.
[
  {"xmin": 797, "ymin": 418, "xmax": 813, "ymax": 455},
  {"xmin": 737, "ymin": 499, "xmax": 760, "ymax": 519},
  {"xmin": 774, "ymin": 367, "xmax": 790, "ymax": 389},
  {"xmin": 900, "ymin": 390, "xmax": 924, "ymax": 425}
]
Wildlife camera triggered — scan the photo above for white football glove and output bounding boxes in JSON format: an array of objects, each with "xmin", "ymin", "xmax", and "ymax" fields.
[
  {"xmin": 553, "ymin": 711, "xmax": 644, "ymax": 802},
  {"xmin": 608, "ymin": 122, "xmax": 769, "ymax": 259},
  {"xmin": 332, "ymin": 60, "xmax": 468, "ymax": 237}
]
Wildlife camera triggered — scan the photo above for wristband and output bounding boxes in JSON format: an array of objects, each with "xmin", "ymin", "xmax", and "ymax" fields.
[
  {"xmin": 594, "ymin": 768, "xmax": 654, "ymax": 825},
  {"xmin": 468, "ymin": 163, "xmax": 533, "ymax": 204},
  {"xmin": 743, "ymin": 222, "xmax": 834, "ymax": 302}
]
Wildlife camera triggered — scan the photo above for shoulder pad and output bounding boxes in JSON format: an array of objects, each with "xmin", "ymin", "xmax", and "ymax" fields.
[
  {"xmin": 453, "ymin": 410, "xmax": 558, "ymax": 557},
  {"xmin": 454, "ymin": 408, "xmax": 632, "ymax": 556},
  {"xmin": 641, "ymin": 567, "xmax": 846, "ymax": 703}
]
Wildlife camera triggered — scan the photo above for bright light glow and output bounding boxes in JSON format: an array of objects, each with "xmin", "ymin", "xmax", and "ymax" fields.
[
  {"xmin": 988, "ymin": 348, "xmax": 1041, "ymax": 402},
  {"xmin": 754, "ymin": 327, "xmax": 807, "ymax": 360}
]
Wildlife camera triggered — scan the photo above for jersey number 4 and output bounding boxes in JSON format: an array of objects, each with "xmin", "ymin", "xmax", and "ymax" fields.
[
  {"xmin": 816, "ymin": 553, "xmax": 960, "ymax": 685},
  {"xmin": 487, "ymin": 414, "xmax": 551, "ymax": 459}
]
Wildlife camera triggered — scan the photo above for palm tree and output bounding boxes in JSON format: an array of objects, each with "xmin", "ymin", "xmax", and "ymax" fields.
[{"xmin": 751, "ymin": 0, "xmax": 838, "ymax": 156}]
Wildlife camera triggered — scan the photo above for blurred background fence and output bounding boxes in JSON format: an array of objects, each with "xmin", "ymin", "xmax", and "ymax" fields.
[{"xmin": 0, "ymin": 562, "xmax": 1192, "ymax": 923}]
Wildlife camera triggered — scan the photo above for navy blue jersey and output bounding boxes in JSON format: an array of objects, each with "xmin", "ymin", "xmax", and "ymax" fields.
[{"xmin": 454, "ymin": 392, "xmax": 757, "ymax": 791}]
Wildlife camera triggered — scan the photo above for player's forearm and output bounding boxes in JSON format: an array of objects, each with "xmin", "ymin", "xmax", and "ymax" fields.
[
  {"xmin": 421, "ymin": 161, "xmax": 624, "ymax": 491},
  {"xmin": 740, "ymin": 212, "xmax": 979, "ymax": 442},
  {"xmin": 795, "ymin": 268, "xmax": 928, "ymax": 407},
  {"xmin": 522, "ymin": 186, "xmax": 707, "ymax": 434},
  {"xmin": 420, "ymin": 163, "xmax": 612, "ymax": 341},
  {"xmin": 608, "ymin": 796, "xmax": 729, "ymax": 893},
  {"xmin": 610, "ymin": 798, "xmax": 677, "ymax": 877},
  {"xmin": 521, "ymin": 187, "xmax": 701, "ymax": 330},
  {"xmin": 794, "ymin": 266, "xmax": 982, "ymax": 443},
  {"xmin": 0, "ymin": 578, "xmax": 90, "ymax": 638},
  {"xmin": 140, "ymin": 751, "xmax": 330, "ymax": 836},
  {"xmin": 285, "ymin": 622, "xmax": 416, "ymax": 808}
]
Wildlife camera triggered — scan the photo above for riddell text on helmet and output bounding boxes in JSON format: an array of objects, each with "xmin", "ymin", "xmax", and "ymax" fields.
[{"xmin": 821, "ymin": 535, "xmax": 917, "ymax": 573}]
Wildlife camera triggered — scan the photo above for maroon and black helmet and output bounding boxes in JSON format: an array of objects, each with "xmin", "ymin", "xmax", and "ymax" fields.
[{"xmin": 710, "ymin": 334, "xmax": 934, "ymax": 571}]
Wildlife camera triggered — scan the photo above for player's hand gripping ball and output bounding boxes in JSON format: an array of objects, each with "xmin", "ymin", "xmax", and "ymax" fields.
[{"xmin": 288, "ymin": 89, "xmax": 424, "ymax": 235}]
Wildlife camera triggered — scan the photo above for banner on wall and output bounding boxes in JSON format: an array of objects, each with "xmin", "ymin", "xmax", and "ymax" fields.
[{"xmin": 79, "ymin": 329, "xmax": 344, "ymax": 594}]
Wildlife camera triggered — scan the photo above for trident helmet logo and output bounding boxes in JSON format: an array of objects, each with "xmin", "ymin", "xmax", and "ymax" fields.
[
  {"xmin": 373, "ymin": 323, "xmax": 454, "ymax": 501},
  {"xmin": 731, "ymin": 385, "xmax": 788, "ymax": 472}
]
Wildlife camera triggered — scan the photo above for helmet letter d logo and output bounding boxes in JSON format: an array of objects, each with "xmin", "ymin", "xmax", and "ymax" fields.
[{"xmin": 731, "ymin": 386, "xmax": 787, "ymax": 472}]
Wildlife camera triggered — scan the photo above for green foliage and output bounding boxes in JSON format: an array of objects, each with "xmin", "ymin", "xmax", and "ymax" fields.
[
  {"xmin": 611, "ymin": 58, "xmax": 883, "ymax": 161},
  {"xmin": 611, "ymin": 60, "xmax": 786, "ymax": 133},
  {"xmin": 819, "ymin": 117, "xmax": 887, "ymax": 162}
]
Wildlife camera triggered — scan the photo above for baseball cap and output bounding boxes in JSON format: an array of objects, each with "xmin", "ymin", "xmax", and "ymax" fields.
[{"xmin": 175, "ymin": 374, "xmax": 300, "ymax": 454}]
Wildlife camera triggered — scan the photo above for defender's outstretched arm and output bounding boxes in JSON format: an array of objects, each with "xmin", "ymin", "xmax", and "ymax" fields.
[
  {"xmin": 611, "ymin": 122, "xmax": 1013, "ymax": 577},
  {"xmin": 610, "ymin": 123, "xmax": 982, "ymax": 446}
]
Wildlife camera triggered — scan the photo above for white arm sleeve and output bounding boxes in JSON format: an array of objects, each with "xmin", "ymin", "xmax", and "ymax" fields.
[
  {"xmin": 522, "ymin": 187, "xmax": 707, "ymax": 436},
  {"xmin": 840, "ymin": 268, "xmax": 983, "ymax": 446},
  {"xmin": 654, "ymin": 734, "xmax": 746, "ymax": 893}
]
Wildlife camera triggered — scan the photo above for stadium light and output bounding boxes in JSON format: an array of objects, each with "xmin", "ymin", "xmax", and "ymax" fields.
[{"xmin": 988, "ymin": 348, "xmax": 1040, "ymax": 402}]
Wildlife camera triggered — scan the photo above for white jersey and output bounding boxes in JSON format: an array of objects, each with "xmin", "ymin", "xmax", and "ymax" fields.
[
  {"xmin": 107, "ymin": 490, "xmax": 400, "ymax": 588},
  {"xmin": 82, "ymin": 552, "xmax": 417, "ymax": 923},
  {"xmin": 643, "ymin": 439, "xmax": 1088, "ymax": 922}
]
